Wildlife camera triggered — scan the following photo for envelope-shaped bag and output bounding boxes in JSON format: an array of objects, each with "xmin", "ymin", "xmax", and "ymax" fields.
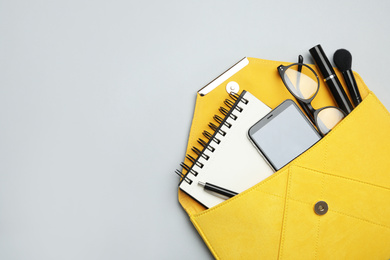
[{"xmin": 178, "ymin": 57, "xmax": 390, "ymax": 259}]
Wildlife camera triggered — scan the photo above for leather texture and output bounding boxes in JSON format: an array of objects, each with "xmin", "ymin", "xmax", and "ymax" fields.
[{"xmin": 178, "ymin": 58, "xmax": 390, "ymax": 259}]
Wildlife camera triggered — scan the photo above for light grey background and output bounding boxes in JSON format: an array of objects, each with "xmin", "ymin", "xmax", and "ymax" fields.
[{"xmin": 0, "ymin": 1, "xmax": 389, "ymax": 259}]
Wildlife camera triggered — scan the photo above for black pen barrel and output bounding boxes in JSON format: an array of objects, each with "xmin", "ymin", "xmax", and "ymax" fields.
[{"xmin": 205, "ymin": 183, "xmax": 238, "ymax": 198}]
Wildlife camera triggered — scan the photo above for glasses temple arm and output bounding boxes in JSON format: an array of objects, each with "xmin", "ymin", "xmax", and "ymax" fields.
[
  {"xmin": 296, "ymin": 55, "xmax": 303, "ymax": 89},
  {"xmin": 298, "ymin": 99, "xmax": 316, "ymax": 123}
]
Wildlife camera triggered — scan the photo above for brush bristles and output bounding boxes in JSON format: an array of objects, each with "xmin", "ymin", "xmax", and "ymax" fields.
[{"xmin": 333, "ymin": 49, "xmax": 352, "ymax": 72}]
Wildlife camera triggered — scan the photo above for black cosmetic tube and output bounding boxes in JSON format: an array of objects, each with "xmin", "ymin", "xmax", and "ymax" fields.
[{"xmin": 309, "ymin": 44, "xmax": 353, "ymax": 114}]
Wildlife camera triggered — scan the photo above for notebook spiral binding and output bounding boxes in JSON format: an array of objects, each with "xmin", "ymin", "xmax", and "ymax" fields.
[{"xmin": 175, "ymin": 91, "xmax": 249, "ymax": 186}]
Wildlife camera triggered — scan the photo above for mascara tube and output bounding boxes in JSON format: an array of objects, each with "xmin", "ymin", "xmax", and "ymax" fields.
[{"xmin": 309, "ymin": 44, "xmax": 353, "ymax": 115}]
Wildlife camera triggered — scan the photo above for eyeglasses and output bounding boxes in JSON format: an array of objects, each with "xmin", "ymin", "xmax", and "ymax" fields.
[{"xmin": 277, "ymin": 59, "xmax": 345, "ymax": 135}]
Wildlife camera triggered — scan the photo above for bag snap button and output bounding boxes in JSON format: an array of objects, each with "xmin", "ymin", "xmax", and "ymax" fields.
[
  {"xmin": 314, "ymin": 201, "xmax": 328, "ymax": 215},
  {"xmin": 226, "ymin": 81, "xmax": 239, "ymax": 94}
]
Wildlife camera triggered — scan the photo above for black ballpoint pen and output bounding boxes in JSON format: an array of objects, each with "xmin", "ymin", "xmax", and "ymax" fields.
[{"xmin": 198, "ymin": 181, "xmax": 238, "ymax": 198}]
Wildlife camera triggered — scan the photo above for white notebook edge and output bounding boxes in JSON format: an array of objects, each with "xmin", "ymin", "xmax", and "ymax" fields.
[{"xmin": 178, "ymin": 91, "xmax": 274, "ymax": 208}]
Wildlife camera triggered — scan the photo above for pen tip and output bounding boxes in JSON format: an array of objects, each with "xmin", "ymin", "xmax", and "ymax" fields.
[{"xmin": 198, "ymin": 181, "xmax": 205, "ymax": 187}]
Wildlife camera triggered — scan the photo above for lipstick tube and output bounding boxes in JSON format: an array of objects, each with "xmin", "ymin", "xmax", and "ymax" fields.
[{"xmin": 309, "ymin": 44, "xmax": 353, "ymax": 115}]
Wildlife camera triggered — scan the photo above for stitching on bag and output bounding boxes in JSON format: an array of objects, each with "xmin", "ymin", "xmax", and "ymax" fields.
[
  {"xmin": 288, "ymin": 197, "xmax": 311, "ymax": 206},
  {"xmin": 327, "ymin": 208, "xmax": 390, "ymax": 230},
  {"xmin": 272, "ymin": 190, "xmax": 390, "ymax": 231},
  {"xmin": 258, "ymin": 190, "xmax": 285, "ymax": 199},
  {"xmin": 286, "ymin": 195, "xmax": 390, "ymax": 230},
  {"xmin": 278, "ymin": 167, "xmax": 292, "ymax": 260},
  {"xmin": 319, "ymin": 165, "xmax": 326, "ymax": 257},
  {"xmin": 293, "ymin": 165, "xmax": 390, "ymax": 192},
  {"xmin": 315, "ymin": 141, "xmax": 327, "ymax": 260},
  {"xmin": 286, "ymin": 163, "xmax": 390, "ymax": 231},
  {"xmin": 287, "ymin": 198, "xmax": 390, "ymax": 231},
  {"xmin": 314, "ymin": 212, "xmax": 321, "ymax": 260}
]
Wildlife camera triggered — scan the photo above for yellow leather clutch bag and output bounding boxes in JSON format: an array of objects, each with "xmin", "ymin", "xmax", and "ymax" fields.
[{"xmin": 178, "ymin": 57, "xmax": 390, "ymax": 259}]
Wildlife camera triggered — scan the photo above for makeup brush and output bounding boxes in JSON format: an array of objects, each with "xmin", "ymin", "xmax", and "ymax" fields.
[{"xmin": 333, "ymin": 49, "xmax": 362, "ymax": 107}]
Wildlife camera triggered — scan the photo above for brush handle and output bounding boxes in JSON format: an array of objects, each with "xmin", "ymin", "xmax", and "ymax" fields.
[{"xmin": 342, "ymin": 69, "xmax": 362, "ymax": 106}]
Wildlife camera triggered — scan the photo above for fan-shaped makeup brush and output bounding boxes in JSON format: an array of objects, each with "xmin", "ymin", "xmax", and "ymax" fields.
[{"xmin": 333, "ymin": 49, "xmax": 362, "ymax": 107}]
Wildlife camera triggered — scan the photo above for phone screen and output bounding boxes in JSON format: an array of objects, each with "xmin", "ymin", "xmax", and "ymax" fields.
[{"xmin": 248, "ymin": 100, "xmax": 321, "ymax": 170}]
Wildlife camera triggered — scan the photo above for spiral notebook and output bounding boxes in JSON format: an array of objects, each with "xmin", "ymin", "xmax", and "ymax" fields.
[{"xmin": 176, "ymin": 90, "xmax": 274, "ymax": 208}]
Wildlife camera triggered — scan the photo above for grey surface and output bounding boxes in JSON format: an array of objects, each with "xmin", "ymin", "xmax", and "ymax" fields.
[{"xmin": 0, "ymin": 1, "xmax": 389, "ymax": 259}]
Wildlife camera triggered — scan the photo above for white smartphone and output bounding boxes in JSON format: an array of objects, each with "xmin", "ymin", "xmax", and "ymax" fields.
[{"xmin": 248, "ymin": 99, "xmax": 321, "ymax": 171}]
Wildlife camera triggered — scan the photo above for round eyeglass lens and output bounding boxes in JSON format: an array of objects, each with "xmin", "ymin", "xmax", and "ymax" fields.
[
  {"xmin": 316, "ymin": 107, "xmax": 345, "ymax": 135},
  {"xmin": 283, "ymin": 65, "xmax": 318, "ymax": 100}
]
